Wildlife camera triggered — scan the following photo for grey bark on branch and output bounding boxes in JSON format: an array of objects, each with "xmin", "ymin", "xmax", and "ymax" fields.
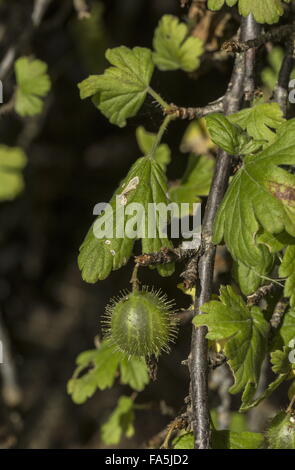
[
  {"xmin": 189, "ymin": 14, "xmax": 261, "ymax": 449},
  {"xmin": 222, "ymin": 24, "xmax": 294, "ymax": 53}
]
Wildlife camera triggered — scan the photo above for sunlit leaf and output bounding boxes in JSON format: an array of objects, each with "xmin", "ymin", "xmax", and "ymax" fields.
[
  {"xmin": 213, "ymin": 118, "xmax": 295, "ymax": 279},
  {"xmin": 78, "ymin": 46, "xmax": 154, "ymax": 127},
  {"xmin": 153, "ymin": 15, "xmax": 203, "ymax": 72},
  {"xmin": 208, "ymin": 0, "xmax": 291, "ymax": 24},
  {"xmin": 78, "ymin": 156, "xmax": 175, "ymax": 282},
  {"xmin": 228, "ymin": 103, "xmax": 284, "ymax": 143},
  {"xmin": 67, "ymin": 340, "xmax": 150, "ymax": 404}
]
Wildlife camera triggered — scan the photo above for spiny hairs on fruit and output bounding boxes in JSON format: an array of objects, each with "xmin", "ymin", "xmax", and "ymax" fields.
[{"xmin": 102, "ymin": 286, "xmax": 178, "ymax": 358}]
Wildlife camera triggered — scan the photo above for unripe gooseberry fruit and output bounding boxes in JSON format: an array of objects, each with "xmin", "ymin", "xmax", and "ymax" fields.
[
  {"xmin": 267, "ymin": 410, "xmax": 295, "ymax": 449},
  {"xmin": 102, "ymin": 287, "xmax": 177, "ymax": 357}
]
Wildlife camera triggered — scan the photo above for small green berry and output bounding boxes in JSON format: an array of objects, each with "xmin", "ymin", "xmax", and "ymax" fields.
[{"xmin": 102, "ymin": 287, "xmax": 177, "ymax": 357}]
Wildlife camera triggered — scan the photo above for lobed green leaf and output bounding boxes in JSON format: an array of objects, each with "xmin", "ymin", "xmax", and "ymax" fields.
[
  {"xmin": 67, "ymin": 340, "xmax": 150, "ymax": 404},
  {"xmin": 78, "ymin": 46, "xmax": 154, "ymax": 127},
  {"xmin": 213, "ymin": 117, "xmax": 295, "ymax": 287},
  {"xmin": 228, "ymin": 103, "xmax": 284, "ymax": 143},
  {"xmin": 194, "ymin": 286, "xmax": 270, "ymax": 402},
  {"xmin": 208, "ymin": 0, "xmax": 291, "ymax": 25},
  {"xmin": 206, "ymin": 113, "xmax": 265, "ymax": 156},
  {"xmin": 15, "ymin": 57, "xmax": 51, "ymax": 116},
  {"xmin": 153, "ymin": 15, "xmax": 203, "ymax": 72}
]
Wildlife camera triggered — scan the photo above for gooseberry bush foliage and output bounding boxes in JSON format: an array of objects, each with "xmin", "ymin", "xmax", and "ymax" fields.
[
  {"xmin": 0, "ymin": 57, "xmax": 51, "ymax": 201},
  {"xmin": 65, "ymin": 1, "xmax": 295, "ymax": 449}
]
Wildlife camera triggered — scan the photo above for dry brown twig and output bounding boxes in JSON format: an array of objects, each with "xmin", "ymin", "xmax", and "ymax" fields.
[
  {"xmin": 222, "ymin": 24, "xmax": 295, "ymax": 53},
  {"xmin": 165, "ymin": 97, "xmax": 224, "ymax": 120},
  {"xmin": 0, "ymin": 0, "xmax": 53, "ymax": 80},
  {"xmin": 270, "ymin": 298, "xmax": 289, "ymax": 329},
  {"xmin": 247, "ymin": 283, "xmax": 275, "ymax": 307},
  {"xmin": 73, "ymin": 0, "xmax": 91, "ymax": 20},
  {"xmin": 180, "ymin": 0, "xmax": 190, "ymax": 7}
]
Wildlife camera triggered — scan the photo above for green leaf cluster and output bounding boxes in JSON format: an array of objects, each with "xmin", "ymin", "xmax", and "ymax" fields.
[
  {"xmin": 208, "ymin": 0, "xmax": 291, "ymax": 24},
  {"xmin": 208, "ymin": 112, "xmax": 295, "ymax": 294},
  {"xmin": 194, "ymin": 287, "xmax": 294, "ymax": 412},
  {"xmin": 206, "ymin": 113, "xmax": 265, "ymax": 156},
  {"xmin": 228, "ymin": 103, "xmax": 284, "ymax": 143},
  {"xmin": 241, "ymin": 309, "xmax": 295, "ymax": 411},
  {"xmin": 67, "ymin": 340, "xmax": 149, "ymax": 404},
  {"xmin": 193, "ymin": 286, "xmax": 270, "ymax": 406}
]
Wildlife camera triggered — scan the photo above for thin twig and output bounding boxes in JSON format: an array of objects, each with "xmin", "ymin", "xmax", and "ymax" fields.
[
  {"xmin": 244, "ymin": 15, "xmax": 261, "ymax": 102},
  {"xmin": 0, "ymin": 47, "xmax": 16, "ymax": 82},
  {"xmin": 189, "ymin": 14, "xmax": 259, "ymax": 449},
  {"xmin": 32, "ymin": 0, "xmax": 52, "ymax": 27},
  {"xmin": 180, "ymin": 256, "xmax": 200, "ymax": 289},
  {"xmin": 135, "ymin": 246, "xmax": 202, "ymax": 290},
  {"xmin": 0, "ymin": 310, "xmax": 22, "ymax": 407},
  {"xmin": 165, "ymin": 98, "xmax": 224, "ymax": 120},
  {"xmin": 222, "ymin": 24, "xmax": 295, "ymax": 53},
  {"xmin": 287, "ymin": 394, "xmax": 295, "ymax": 413},
  {"xmin": 160, "ymin": 416, "xmax": 188, "ymax": 449},
  {"xmin": 270, "ymin": 297, "xmax": 289, "ymax": 329},
  {"xmin": 130, "ymin": 264, "xmax": 140, "ymax": 291},
  {"xmin": 0, "ymin": 0, "xmax": 52, "ymax": 80},
  {"xmin": 0, "ymin": 96, "xmax": 15, "ymax": 116},
  {"xmin": 173, "ymin": 309, "xmax": 194, "ymax": 324},
  {"xmin": 73, "ymin": 0, "xmax": 91, "ymax": 19},
  {"xmin": 247, "ymin": 283, "xmax": 275, "ymax": 307},
  {"xmin": 135, "ymin": 247, "xmax": 196, "ymax": 267}
]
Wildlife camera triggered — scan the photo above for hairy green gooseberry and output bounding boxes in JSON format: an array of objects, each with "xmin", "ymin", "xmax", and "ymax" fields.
[{"xmin": 102, "ymin": 287, "xmax": 177, "ymax": 357}]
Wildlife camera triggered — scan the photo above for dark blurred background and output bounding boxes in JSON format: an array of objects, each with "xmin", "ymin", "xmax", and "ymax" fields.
[{"xmin": 0, "ymin": 0, "xmax": 288, "ymax": 449}]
